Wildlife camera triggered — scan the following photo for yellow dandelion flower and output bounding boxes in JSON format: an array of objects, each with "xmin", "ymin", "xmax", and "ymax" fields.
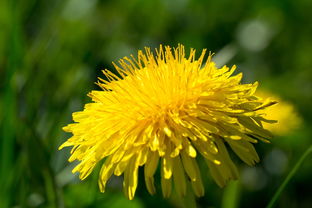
[
  {"xmin": 59, "ymin": 44, "xmax": 276, "ymax": 200},
  {"xmin": 256, "ymin": 90, "xmax": 301, "ymax": 135}
]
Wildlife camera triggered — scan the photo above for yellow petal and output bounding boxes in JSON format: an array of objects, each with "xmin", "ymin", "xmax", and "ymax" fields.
[
  {"xmin": 144, "ymin": 151, "xmax": 159, "ymax": 177},
  {"xmin": 145, "ymin": 176, "xmax": 156, "ymax": 195},
  {"xmin": 162, "ymin": 155, "xmax": 173, "ymax": 179},
  {"xmin": 172, "ymin": 156, "xmax": 186, "ymax": 196},
  {"xmin": 161, "ymin": 176, "xmax": 172, "ymax": 198}
]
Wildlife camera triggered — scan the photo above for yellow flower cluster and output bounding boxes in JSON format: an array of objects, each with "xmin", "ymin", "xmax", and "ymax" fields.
[
  {"xmin": 60, "ymin": 44, "xmax": 276, "ymax": 200},
  {"xmin": 256, "ymin": 90, "xmax": 301, "ymax": 135}
]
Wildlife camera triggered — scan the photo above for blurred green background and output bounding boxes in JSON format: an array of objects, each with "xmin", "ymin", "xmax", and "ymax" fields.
[{"xmin": 1, "ymin": 0, "xmax": 311, "ymax": 207}]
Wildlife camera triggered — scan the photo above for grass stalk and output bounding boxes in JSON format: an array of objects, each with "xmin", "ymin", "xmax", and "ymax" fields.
[{"xmin": 266, "ymin": 145, "xmax": 312, "ymax": 208}]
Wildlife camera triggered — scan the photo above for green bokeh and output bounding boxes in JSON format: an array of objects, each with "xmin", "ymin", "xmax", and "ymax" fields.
[{"xmin": 0, "ymin": 0, "xmax": 311, "ymax": 207}]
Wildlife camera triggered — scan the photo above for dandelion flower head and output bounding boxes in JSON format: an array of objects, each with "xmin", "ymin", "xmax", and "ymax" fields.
[{"xmin": 60, "ymin": 44, "xmax": 276, "ymax": 200}]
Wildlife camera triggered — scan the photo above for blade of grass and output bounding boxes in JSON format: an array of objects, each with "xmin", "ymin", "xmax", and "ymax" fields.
[
  {"xmin": 266, "ymin": 145, "xmax": 312, "ymax": 208},
  {"xmin": 0, "ymin": 0, "xmax": 22, "ymax": 206}
]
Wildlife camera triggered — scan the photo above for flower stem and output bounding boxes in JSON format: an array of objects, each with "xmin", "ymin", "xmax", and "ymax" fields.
[
  {"xmin": 221, "ymin": 181, "xmax": 241, "ymax": 208},
  {"xmin": 266, "ymin": 145, "xmax": 312, "ymax": 208}
]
